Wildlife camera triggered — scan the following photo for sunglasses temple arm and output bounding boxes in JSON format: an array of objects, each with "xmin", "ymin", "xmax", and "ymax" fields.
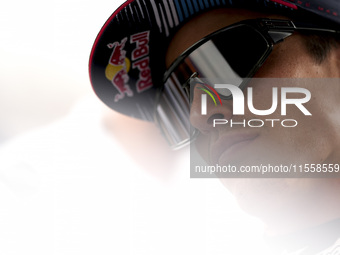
[
  {"xmin": 266, "ymin": 19, "xmax": 339, "ymax": 34},
  {"xmin": 294, "ymin": 26, "xmax": 340, "ymax": 35}
]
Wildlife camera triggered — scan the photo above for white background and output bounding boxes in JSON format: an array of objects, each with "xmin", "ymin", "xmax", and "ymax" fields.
[
  {"xmin": 0, "ymin": 1, "xmax": 269, "ymax": 254},
  {"xmin": 0, "ymin": 0, "xmax": 118, "ymax": 142}
]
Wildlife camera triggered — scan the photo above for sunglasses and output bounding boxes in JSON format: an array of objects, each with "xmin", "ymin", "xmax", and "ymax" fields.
[{"xmin": 154, "ymin": 18, "xmax": 339, "ymax": 149}]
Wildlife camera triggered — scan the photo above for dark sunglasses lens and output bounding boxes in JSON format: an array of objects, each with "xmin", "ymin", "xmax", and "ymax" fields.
[
  {"xmin": 211, "ymin": 25, "xmax": 269, "ymax": 78},
  {"xmin": 156, "ymin": 25, "xmax": 270, "ymax": 148},
  {"xmin": 174, "ymin": 25, "xmax": 270, "ymax": 97}
]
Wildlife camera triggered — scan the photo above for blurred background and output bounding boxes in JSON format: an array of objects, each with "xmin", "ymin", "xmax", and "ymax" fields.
[
  {"xmin": 0, "ymin": 0, "xmax": 120, "ymax": 143},
  {"xmin": 0, "ymin": 2, "xmax": 269, "ymax": 254}
]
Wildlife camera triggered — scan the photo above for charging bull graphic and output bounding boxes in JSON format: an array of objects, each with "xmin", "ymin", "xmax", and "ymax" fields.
[{"xmin": 105, "ymin": 37, "xmax": 133, "ymax": 102}]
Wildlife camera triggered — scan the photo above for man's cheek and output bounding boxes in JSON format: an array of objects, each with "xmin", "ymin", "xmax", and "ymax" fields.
[{"xmin": 195, "ymin": 133, "xmax": 212, "ymax": 163}]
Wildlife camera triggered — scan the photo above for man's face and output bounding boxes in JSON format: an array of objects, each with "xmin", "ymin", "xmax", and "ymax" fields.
[{"xmin": 166, "ymin": 8, "xmax": 340, "ymax": 227}]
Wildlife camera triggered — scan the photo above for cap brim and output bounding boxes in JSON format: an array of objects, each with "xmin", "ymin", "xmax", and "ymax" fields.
[{"xmin": 89, "ymin": 0, "xmax": 339, "ymax": 121}]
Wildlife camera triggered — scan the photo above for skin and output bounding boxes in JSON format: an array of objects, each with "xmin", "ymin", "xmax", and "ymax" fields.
[{"xmin": 166, "ymin": 8, "xmax": 340, "ymax": 235}]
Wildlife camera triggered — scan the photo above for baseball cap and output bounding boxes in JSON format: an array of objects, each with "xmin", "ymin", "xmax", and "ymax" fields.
[{"xmin": 89, "ymin": 0, "xmax": 340, "ymax": 121}]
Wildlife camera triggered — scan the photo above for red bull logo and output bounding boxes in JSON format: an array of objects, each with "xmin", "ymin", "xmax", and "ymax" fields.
[
  {"xmin": 105, "ymin": 31, "xmax": 152, "ymax": 103},
  {"xmin": 106, "ymin": 38, "xmax": 133, "ymax": 102}
]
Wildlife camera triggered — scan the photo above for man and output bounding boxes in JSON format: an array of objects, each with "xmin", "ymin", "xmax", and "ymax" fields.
[
  {"xmin": 90, "ymin": 0, "xmax": 340, "ymax": 254},
  {"xmin": 166, "ymin": 7, "xmax": 340, "ymax": 254}
]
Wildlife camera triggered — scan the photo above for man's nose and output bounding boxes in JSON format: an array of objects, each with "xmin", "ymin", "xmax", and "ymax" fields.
[{"xmin": 190, "ymin": 87, "xmax": 233, "ymax": 134}]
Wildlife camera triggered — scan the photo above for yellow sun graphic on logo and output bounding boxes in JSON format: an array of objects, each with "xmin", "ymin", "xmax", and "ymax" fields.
[{"xmin": 105, "ymin": 58, "xmax": 131, "ymax": 81}]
